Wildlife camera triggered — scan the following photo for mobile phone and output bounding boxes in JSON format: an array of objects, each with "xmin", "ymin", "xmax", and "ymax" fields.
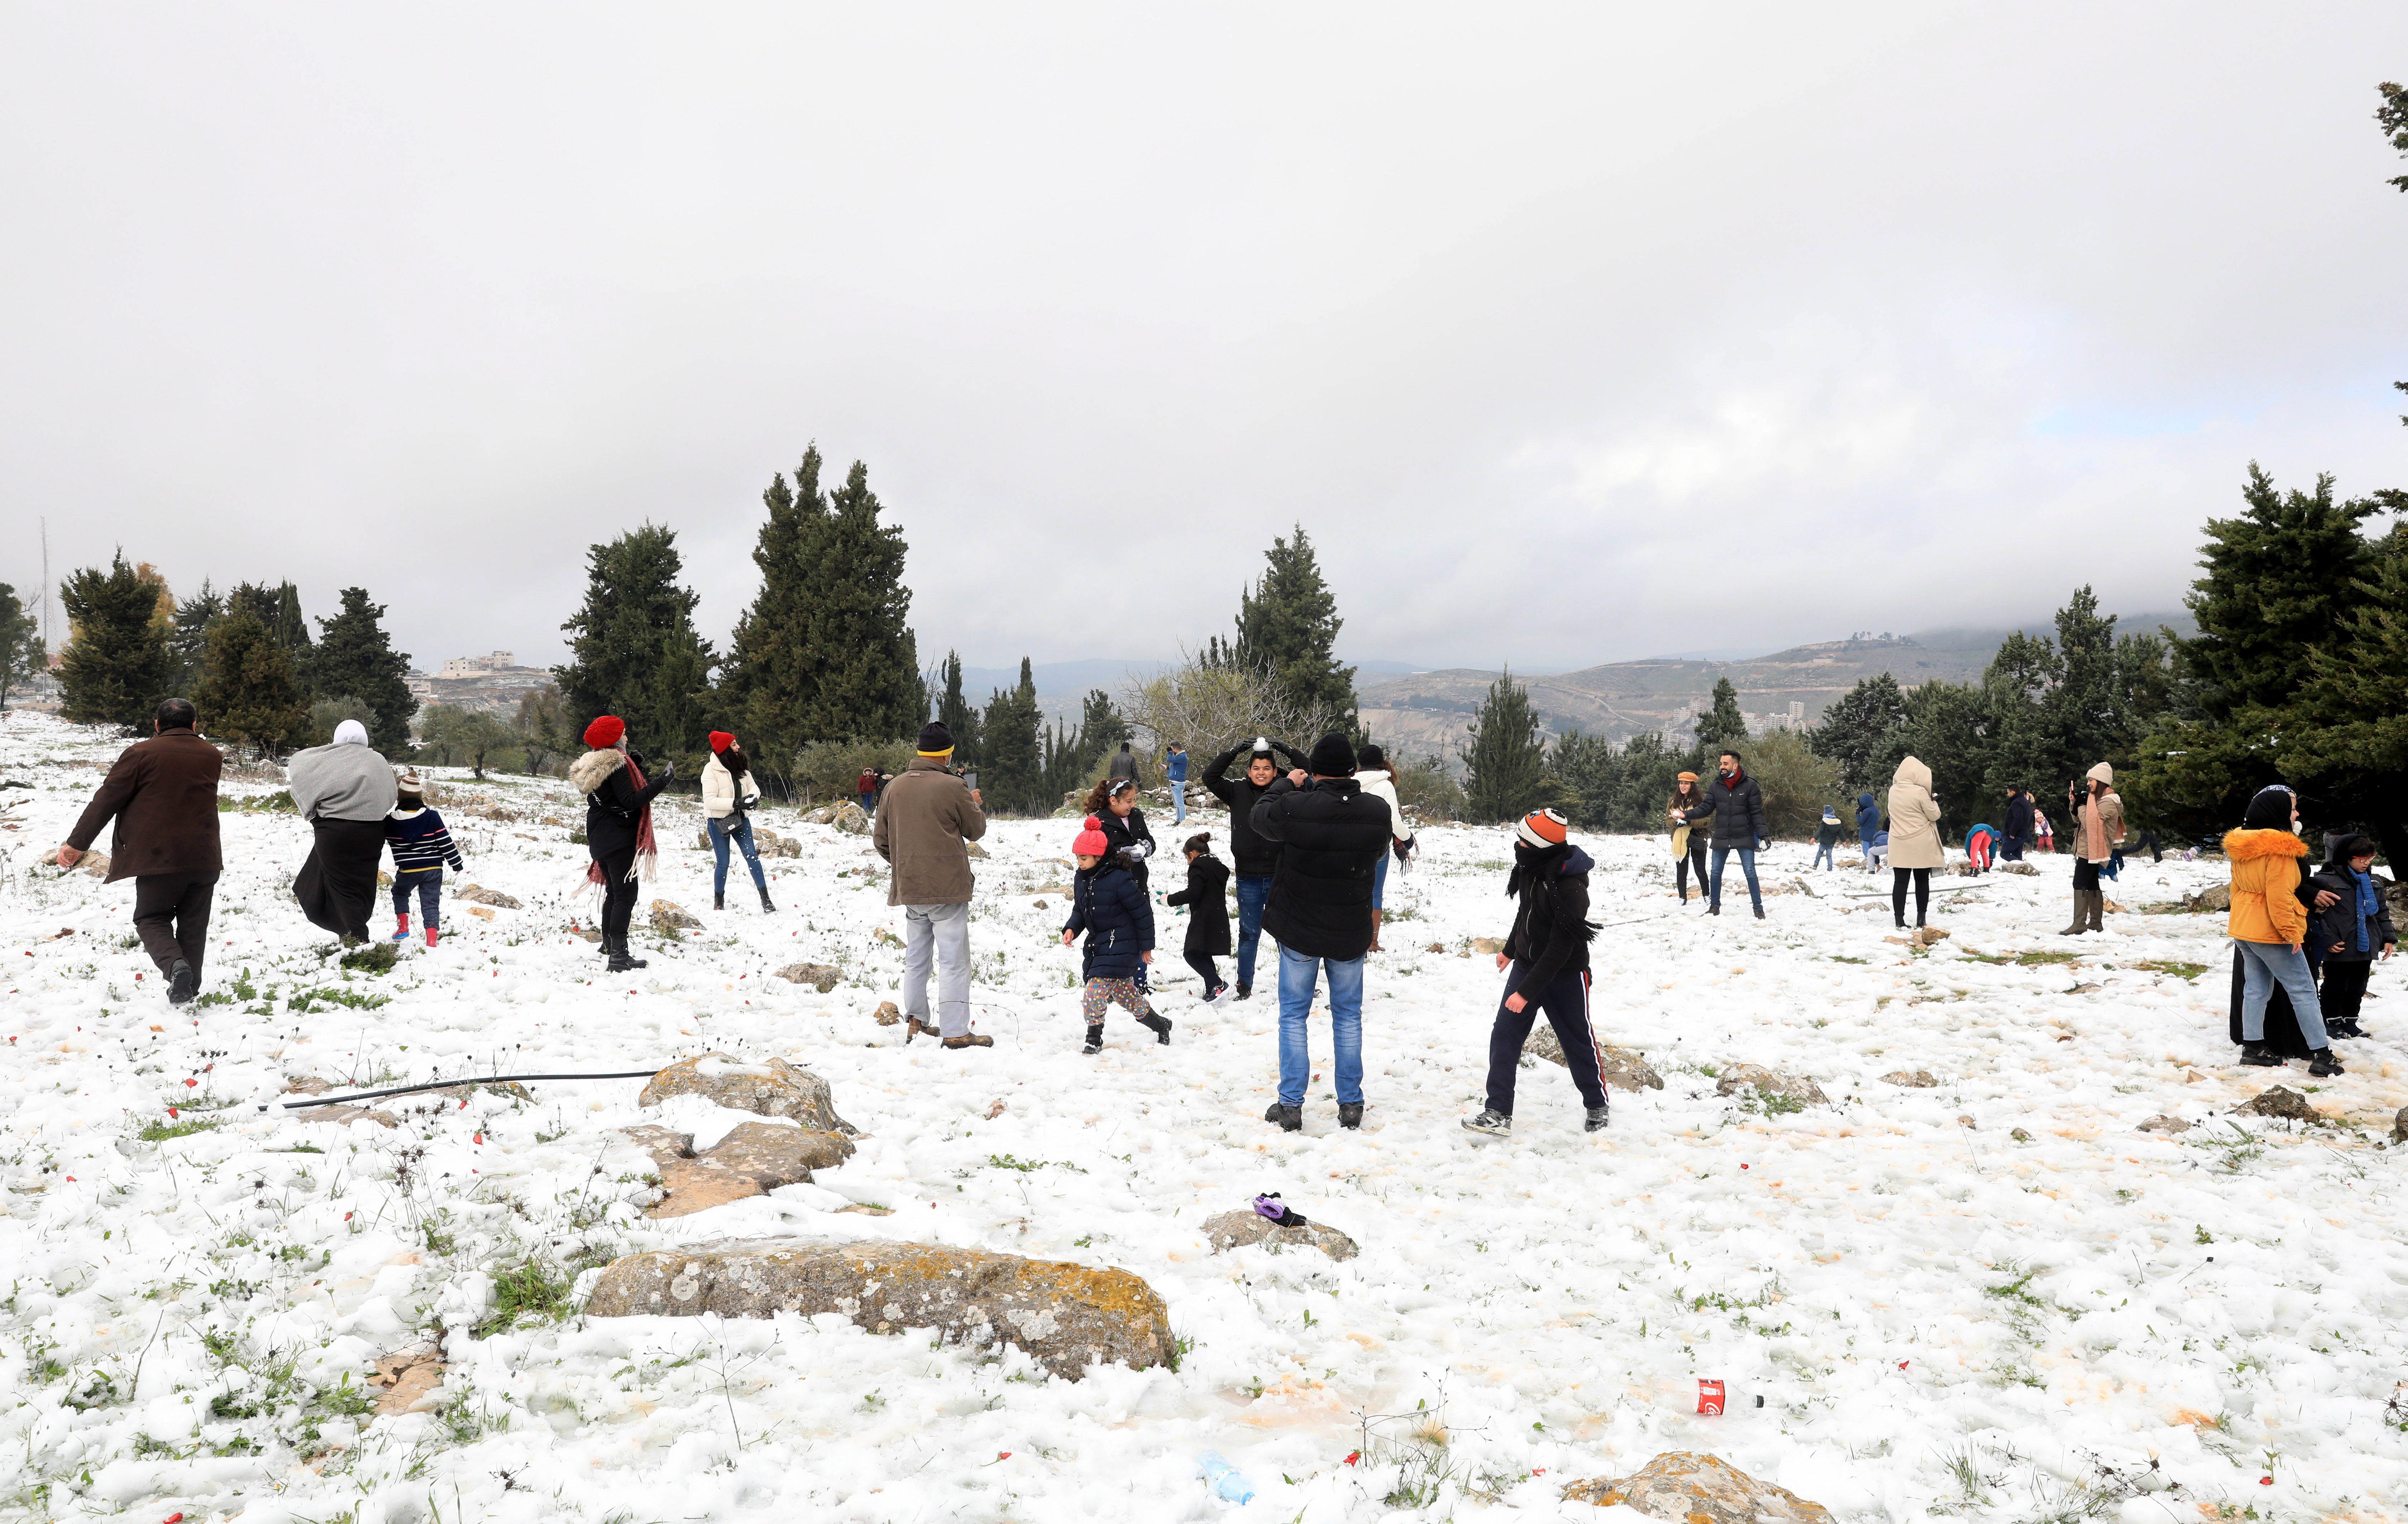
[{"xmin": 965, "ymin": 771, "xmax": 980, "ymax": 791}]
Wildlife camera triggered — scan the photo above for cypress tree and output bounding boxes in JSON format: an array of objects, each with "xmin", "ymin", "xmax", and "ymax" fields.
[
  {"xmin": 555, "ymin": 524, "xmax": 717, "ymax": 756},
  {"xmin": 980, "ymin": 658, "xmax": 1043, "ymax": 814},
  {"xmin": 0, "ymin": 584, "xmax": 42, "ymax": 711},
  {"xmin": 1463, "ymin": 669, "xmax": 1551, "ymax": 823},
  {"xmin": 1233, "ymin": 526, "xmax": 1357, "ymax": 731},
  {"xmin": 58, "ymin": 551, "xmax": 177, "ymax": 729},
  {"xmin": 310, "ymin": 588, "xmax": 417, "ymax": 754},
  {"xmin": 723, "ymin": 447, "xmax": 920, "ymax": 763},
  {"xmin": 935, "ymin": 651, "xmax": 983, "ymax": 768},
  {"xmin": 196, "ymin": 609, "xmax": 309, "ymax": 754},
  {"xmin": 1693, "ymin": 676, "xmax": 1749, "ymax": 754},
  {"xmin": 227, "ymin": 581, "xmax": 314, "ymax": 685},
  {"xmin": 169, "ymin": 579, "xmax": 222, "ymax": 692}
]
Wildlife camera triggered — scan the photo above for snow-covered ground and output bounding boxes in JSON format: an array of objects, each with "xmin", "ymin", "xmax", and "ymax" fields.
[{"xmin": 4, "ymin": 707, "xmax": 2406, "ymax": 1524}]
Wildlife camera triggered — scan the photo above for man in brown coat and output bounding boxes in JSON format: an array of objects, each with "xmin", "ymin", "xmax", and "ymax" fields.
[
  {"xmin": 872, "ymin": 721, "xmax": 989, "ymax": 1049},
  {"xmin": 56, "ymin": 697, "xmax": 225, "ymax": 1005}
]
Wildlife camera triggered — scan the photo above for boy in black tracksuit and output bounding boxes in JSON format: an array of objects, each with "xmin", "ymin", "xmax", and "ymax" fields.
[
  {"xmin": 2309, "ymin": 834, "xmax": 2396, "ymax": 1039},
  {"xmin": 1464, "ymin": 808, "xmax": 1610, "ymax": 1137},
  {"xmin": 1164, "ymin": 833, "xmax": 1233, "ymax": 1001},
  {"xmin": 1200, "ymin": 736, "xmax": 1309, "ymax": 998}
]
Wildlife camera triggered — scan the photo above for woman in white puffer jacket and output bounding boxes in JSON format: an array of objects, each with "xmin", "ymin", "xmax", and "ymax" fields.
[{"xmin": 702, "ymin": 731, "xmax": 773, "ymax": 913}]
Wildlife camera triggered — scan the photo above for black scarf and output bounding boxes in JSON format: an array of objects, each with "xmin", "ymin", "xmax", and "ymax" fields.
[{"xmin": 1505, "ymin": 840, "xmax": 1571, "ymax": 898}]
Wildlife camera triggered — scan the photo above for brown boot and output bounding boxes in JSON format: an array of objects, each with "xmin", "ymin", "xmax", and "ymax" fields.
[
  {"xmin": 2086, "ymin": 890, "xmax": 2105, "ymax": 932},
  {"xmin": 2059, "ymin": 892, "xmax": 2088, "ymax": 936}
]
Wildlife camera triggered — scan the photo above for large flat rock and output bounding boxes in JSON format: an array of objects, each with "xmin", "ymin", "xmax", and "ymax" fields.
[
  {"xmin": 1201, "ymin": 1208, "xmax": 1358, "ymax": 1261},
  {"xmin": 584, "ymin": 1240, "xmax": 1174, "ymax": 1380},
  {"xmin": 1563, "ymin": 1451, "xmax": 1832, "ymax": 1523}
]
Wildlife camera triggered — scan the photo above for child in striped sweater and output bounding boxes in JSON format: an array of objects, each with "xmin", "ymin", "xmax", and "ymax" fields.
[{"xmin": 386, "ymin": 770, "xmax": 466, "ymax": 947}]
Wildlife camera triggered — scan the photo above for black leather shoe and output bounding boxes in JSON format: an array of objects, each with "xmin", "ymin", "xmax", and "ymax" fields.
[
  {"xmin": 1263, "ymin": 1102, "xmax": 1302, "ymax": 1132},
  {"xmin": 1338, "ymin": 1102, "xmax": 1363, "ymax": 1130},
  {"xmin": 167, "ymin": 960, "xmax": 198, "ymax": 1006}
]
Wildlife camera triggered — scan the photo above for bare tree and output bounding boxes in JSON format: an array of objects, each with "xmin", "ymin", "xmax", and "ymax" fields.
[{"xmin": 1118, "ymin": 646, "xmax": 1353, "ymax": 770}]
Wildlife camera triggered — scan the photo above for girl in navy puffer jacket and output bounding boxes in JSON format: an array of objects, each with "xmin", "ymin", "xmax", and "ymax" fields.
[{"xmin": 1059, "ymin": 816, "xmax": 1173, "ymax": 1055}]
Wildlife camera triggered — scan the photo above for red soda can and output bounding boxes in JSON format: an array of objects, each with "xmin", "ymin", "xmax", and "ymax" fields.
[{"xmin": 1697, "ymin": 1379, "xmax": 1725, "ymax": 1415}]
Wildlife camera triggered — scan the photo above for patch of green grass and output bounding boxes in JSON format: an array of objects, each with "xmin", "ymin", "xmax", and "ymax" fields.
[
  {"xmin": 287, "ymin": 985, "xmax": 392, "ymax": 1013},
  {"xmin": 137, "ymin": 1115, "xmax": 221, "ymax": 1142},
  {"xmin": 1829, "ymin": 954, "xmax": 1868, "ymax": 964},
  {"xmin": 983, "ymin": 1153, "xmax": 1087, "ymax": 1174},
  {"xmin": 2014, "ymin": 950, "xmax": 2082, "ymax": 967},
  {"xmin": 2136, "ymin": 959, "xmax": 2209, "ymax": 981},
  {"xmin": 339, "ymin": 944, "xmax": 399, "ymax": 976},
  {"xmin": 474, "ymin": 1259, "xmax": 575, "ymax": 1337}
]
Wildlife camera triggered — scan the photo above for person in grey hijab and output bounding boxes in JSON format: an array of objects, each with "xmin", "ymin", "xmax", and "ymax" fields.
[{"xmin": 288, "ymin": 719, "xmax": 397, "ymax": 943}]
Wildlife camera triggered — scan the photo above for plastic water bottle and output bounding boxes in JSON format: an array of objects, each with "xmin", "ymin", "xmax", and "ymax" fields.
[{"xmin": 1199, "ymin": 1450, "xmax": 1256, "ymax": 1504}]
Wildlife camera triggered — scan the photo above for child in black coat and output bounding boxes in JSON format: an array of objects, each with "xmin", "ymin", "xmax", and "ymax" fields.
[
  {"xmin": 1164, "ymin": 832, "xmax": 1234, "ymax": 1003},
  {"xmin": 1059, "ymin": 816, "xmax": 1172, "ymax": 1055},
  {"xmin": 2310, "ymin": 834, "xmax": 2396, "ymax": 1039}
]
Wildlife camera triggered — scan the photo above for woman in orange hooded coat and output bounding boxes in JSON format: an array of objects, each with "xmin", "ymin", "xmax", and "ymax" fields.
[{"xmin": 2226, "ymin": 783, "xmax": 2340, "ymax": 1074}]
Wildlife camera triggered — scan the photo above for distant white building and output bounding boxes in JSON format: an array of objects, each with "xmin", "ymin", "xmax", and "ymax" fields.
[{"xmin": 407, "ymin": 652, "xmax": 555, "ymax": 719}]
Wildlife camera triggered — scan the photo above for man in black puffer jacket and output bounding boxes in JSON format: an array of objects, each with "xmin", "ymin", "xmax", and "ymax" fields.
[
  {"xmin": 1681, "ymin": 747, "xmax": 1771, "ymax": 919},
  {"xmin": 1248, "ymin": 733, "xmax": 1392, "ymax": 1133},
  {"xmin": 1201, "ymin": 735, "xmax": 1310, "ymax": 999},
  {"xmin": 1462, "ymin": 808, "xmax": 1609, "ymax": 1139}
]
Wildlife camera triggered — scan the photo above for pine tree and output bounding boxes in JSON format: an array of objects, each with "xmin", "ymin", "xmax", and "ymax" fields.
[
  {"xmin": 227, "ymin": 581, "xmax": 314, "ymax": 685},
  {"xmin": 1233, "ymin": 526, "xmax": 1357, "ymax": 732},
  {"xmin": 1463, "ymin": 669, "xmax": 1551, "ymax": 823},
  {"xmin": 721, "ymin": 447, "xmax": 921, "ymax": 765},
  {"xmin": 555, "ymin": 524, "xmax": 717, "ymax": 757},
  {"xmin": 980, "ymin": 658, "xmax": 1043, "ymax": 814},
  {"xmin": 1692, "ymin": 676, "xmax": 1749, "ymax": 754},
  {"xmin": 0, "ymin": 584, "xmax": 43, "ymax": 711},
  {"xmin": 310, "ymin": 588, "xmax": 417, "ymax": 754},
  {"xmin": 58, "ymin": 551, "xmax": 177, "ymax": 729},
  {"xmin": 169, "ymin": 580, "xmax": 222, "ymax": 692},
  {"xmin": 196, "ymin": 608, "xmax": 309, "ymax": 754},
  {"xmin": 1550, "ymin": 729, "xmax": 1625, "ymax": 830},
  {"xmin": 935, "ymin": 650, "xmax": 983, "ymax": 768},
  {"xmin": 1810, "ymin": 672, "xmax": 1911, "ymax": 794}
]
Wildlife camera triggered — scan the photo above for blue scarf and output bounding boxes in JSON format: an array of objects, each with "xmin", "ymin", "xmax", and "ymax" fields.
[{"xmin": 2353, "ymin": 868, "xmax": 2380, "ymax": 954}]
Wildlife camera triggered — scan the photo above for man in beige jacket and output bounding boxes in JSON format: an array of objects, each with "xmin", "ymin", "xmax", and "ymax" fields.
[{"xmin": 873, "ymin": 721, "xmax": 990, "ymax": 1048}]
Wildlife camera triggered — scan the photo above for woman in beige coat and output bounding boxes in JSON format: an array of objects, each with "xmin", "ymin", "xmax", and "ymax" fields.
[
  {"xmin": 2060, "ymin": 761, "xmax": 2126, "ymax": 935},
  {"xmin": 1886, "ymin": 756, "xmax": 1944, "ymax": 928}
]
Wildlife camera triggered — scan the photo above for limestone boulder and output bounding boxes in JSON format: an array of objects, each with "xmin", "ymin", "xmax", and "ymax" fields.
[
  {"xmin": 1880, "ymin": 1069, "xmax": 1939, "ymax": 1088},
  {"xmin": 873, "ymin": 1001, "xmax": 903, "ymax": 1027},
  {"xmin": 1202, "ymin": 1208, "xmax": 1358, "ymax": 1261},
  {"xmin": 298, "ymin": 1104, "xmax": 398, "ymax": 1129},
  {"xmin": 1562, "ymin": 1452, "xmax": 1831, "ymax": 1524},
  {"xmin": 1999, "ymin": 862, "xmax": 2040, "ymax": 876},
  {"xmin": 2393, "ymin": 1106, "xmax": 2408, "ymax": 1145},
  {"xmin": 2238, "ymin": 1086, "xmax": 2316, "ymax": 1122},
  {"xmin": 454, "ymin": 884, "xmax": 521, "ymax": 909},
  {"xmin": 651, "ymin": 900, "xmax": 704, "ymax": 932},
  {"xmin": 2136, "ymin": 1115, "xmax": 2192, "ymax": 1135},
  {"xmin": 584, "ymin": 1240, "xmax": 1174, "ymax": 1380},
  {"xmin": 1527, "ymin": 1029, "xmax": 1664, "ymax": 1092},
  {"xmin": 964, "ymin": 840, "xmax": 988, "ymax": 859},
  {"xmin": 639, "ymin": 1053, "xmax": 858, "ymax": 1135},
  {"xmin": 704, "ymin": 1120, "xmax": 854, "ymax": 1183},
  {"xmin": 2187, "ymin": 884, "xmax": 2233, "ymax": 914},
  {"xmin": 617, "ymin": 1124, "xmax": 696, "ymax": 1172},
  {"xmin": 1714, "ymin": 1064, "xmax": 1828, "ymax": 1106},
  {"xmin": 753, "ymin": 829, "xmax": 802, "ymax": 858},
  {"xmin": 776, "ymin": 962, "xmax": 841, "ymax": 992}
]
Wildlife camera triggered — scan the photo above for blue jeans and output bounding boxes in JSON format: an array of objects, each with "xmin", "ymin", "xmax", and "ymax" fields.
[
  {"xmin": 1277, "ymin": 944, "xmax": 1364, "ymax": 1106},
  {"xmin": 1811, "ymin": 842, "xmax": 1834, "ymax": 870},
  {"xmin": 1235, "ymin": 874, "xmax": 1272, "ymax": 988},
  {"xmin": 709, "ymin": 816, "xmax": 768, "ymax": 897},
  {"xmin": 1171, "ymin": 779, "xmax": 1186, "ymax": 825},
  {"xmin": 390, "ymin": 869, "xmax": 441, "ymax": 929},
  {"xmin": 1709, "ymin": 847, "xmax": 1762, "ymax": 914},
  {"xmin": 1370, "ymin": 850, "xmax": 1390, "ymax": 910},
  {"xmin": 2235, "ymin": 939, "xmax": 2329, "ymax": 1049}
]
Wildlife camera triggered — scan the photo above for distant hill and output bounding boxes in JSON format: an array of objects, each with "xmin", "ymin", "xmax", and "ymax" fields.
[{"xmin": 1356, "ymin": 611, "xmax": 2195, "ymax": 759}]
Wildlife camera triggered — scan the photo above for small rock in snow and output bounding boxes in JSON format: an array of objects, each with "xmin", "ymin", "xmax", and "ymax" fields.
[
  {"xmin": 651, "ymin": 900, "xmax": 704, "ymax": 932},
  {"xmin": 1880, "ymin": 1070, "xmax": 1939, "ymax": 1088},
  {"xmin": 2238, "ymin": 1086, "xmax": 2316, "ymax": 1121},
  {"xmin": 640, "ymin": 1051, "xmax": 858, "ymax": 1135},
  {"xmin": 1560, "ymin": 1450, "xmax": 1832, "ymax": 1523},
  {"xmin": 2136, "ymin": 1115, "xmax": 2192, "ymax": 1134},
  {"xmin": 1714, "ymin": 1064, "xmax": 1828, "ymax": 1106},
  {"xmin": 1203, "ymin": 1206, "xmax": 1359, "ymax": 1261},
  {"xmin": 776, "ymin": 962, "xmax": 841, "ymax": 992},
  {"xmin": 873, "ymin": 1001, "xmax": 903, "ymax": 1026}
]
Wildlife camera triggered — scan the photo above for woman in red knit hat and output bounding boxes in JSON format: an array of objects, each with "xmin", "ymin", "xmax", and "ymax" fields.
[
  {"xmin": 568, "ymin": 715, "xmax": 675, "ymax": 971},
  {"xmin": 701, "ymin": 730, "xmax": 773, "ymax": 913}
]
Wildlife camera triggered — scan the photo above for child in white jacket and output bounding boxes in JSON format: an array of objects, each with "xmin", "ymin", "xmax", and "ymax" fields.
[{"xmin": 703, "ymin": 732, "xmax": 774, "ymax": 913}]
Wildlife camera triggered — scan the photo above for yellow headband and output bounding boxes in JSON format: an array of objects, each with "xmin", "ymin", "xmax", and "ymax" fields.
[{"xmin": 917, "ymin": 747, "xmax": 955, "ymax": 758}]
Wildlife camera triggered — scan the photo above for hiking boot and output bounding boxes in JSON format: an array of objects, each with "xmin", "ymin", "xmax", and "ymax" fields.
[
  {"xmin": 1338, "ymin": 1102, "xmax": 1364, "ymax": 1130},
  {"xmin": 2309, "ymin": 1049, "xmax": 2346, "ymax": 1078},
  {"xmin": 1263, "ymin": 1102, "xmax": 1303, "ymax": 1132},
  {"xmin": 712, "ymin": 893, "xmax": 725, "ymax": 911},
  {"xmin": 167, "ymin": 960, "xmax": 198, "ymax": 1007},
  {"xmin": 1082, "ymin": 1024, "xmax": 1104, "ymax": 1055},
  {"xmin": 2238, "ymin": 1041, "xmax": 2282, "ymax": 1067},
  {"xmin": 1584, "ymin": 1104, "xmax": 1610, "ymax": 1132},
  {"xmin": 1234, "ymin": 985, "xmax": 1252, "ymax": 1001},
  {"xmin": 1139, "ymin": 1012, "xmax": 1173, "ymax": 1046},
  {"xmin": 605, "ymin": 936, "xmax": 648, "ymax": 973},
  {"xmin": 2330, "ymin": 1017, "xmax": 2366, "ymax": 1039},
  {"xmin": 758, "ymin": 887, "xmax": 776, "ymax": 913},
  {"xmin": 1461, "ymin": 1109, "xmax": 1511, "ymax": 1138},
  {"xmin": 1707, "ymin": 906, "xmax": 1721, "ymax": 917},
  {"xmin": 943, "ymin": 1034, "xmax": 994, "ymax": 1050},
  {"xmin": 1754, "ymin": 909, "xmax": 1766, "ymax": 921},
  {"xmin": 906, "ymin": 1015, "xmax": 941, "ymax": 1044}
]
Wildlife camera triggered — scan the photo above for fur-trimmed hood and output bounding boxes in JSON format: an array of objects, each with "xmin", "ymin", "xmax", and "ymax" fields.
[
  {"xmin": 2223, "ymin": 828, "xmax": 2308, "ymax": 862},
  {"xmin": 569, "ymin": 747, "xmax": 627, "ymax": 795}
]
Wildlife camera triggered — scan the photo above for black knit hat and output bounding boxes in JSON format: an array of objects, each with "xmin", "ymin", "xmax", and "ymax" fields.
[
  {"xmin": 917, "ymin": 720, "xmax": 955, "ymax": 755},
  {"xmin": 1308, "ymin": 732, "xmax": 1357, "ymax": 776},
  {"xmin": 2241, "ymin": 784, "xmax": 2294, "ymax": 830},
  {"xmin": 1357, "ymin": 743, "xmax": 1386, "ymax": 770}
]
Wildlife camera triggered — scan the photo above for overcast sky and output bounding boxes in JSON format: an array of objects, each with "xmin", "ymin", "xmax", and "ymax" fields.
[{"xmin": 4, "ymin": 5, "xmax": 2402, "ymax": 679}]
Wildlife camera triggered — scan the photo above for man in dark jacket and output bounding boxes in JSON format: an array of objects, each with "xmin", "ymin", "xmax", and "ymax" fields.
[
  {"xmin": 2002, "ymin": 787, "xmax": 2034, "ymax": 862},
  {"xmin": 1462, "ymin": 809, "xmax": 1609, "ymax": 1139},
  {"xmin": 57, "ymin": 697, "xmax": 224, "ymax": 1006},
  {"xmin": 1681, "ymin": 748, "xmax": 1770, "ymax": 918},
  {"xmin": 1201, "ymin": 735, "xmax": 1309, "ymax": 998},
  {"xmin": 1855, "ymin": 790, "xmax": 1881, "ymax": 875},
  {"xmin": 1107, "ymin": 742, "xmax": 1140, "ymax": 786},
  {"xmin": 1248, "ymin": 733, "xmax": 1391, "ymax": 1132}
]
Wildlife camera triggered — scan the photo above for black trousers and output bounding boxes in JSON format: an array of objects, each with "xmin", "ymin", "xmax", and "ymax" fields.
[
  {"xmin": 1183, "ymin": 950, "xmax": 1222, "ymax": 992},
  {"xmin": 133, "ymin": 871, "xmax": 218, "ymax": 976},
  {"xmin": 1485, "ymin": 965, "xmax": 1607, "ymax": 1115},
  {"xmin": 1892, "ymin": 867, "xmax": 1930, "ymax": 925},
  {"xmin": 295, "ymin": 818, "xmax": 384, "ymax": 944},
  {"xmin": 2073, "ymin": 858, "xmax": 2101, "ymax": 892},
  {"xmin": 597, "ymin": 848, "xmax": 640, "ymax": 940},
  {"xmin": 1674, "ymin": 840, "xmax": 1709, "ymax": 899},
  {"xmin": 2323, "ymin": 958, "xmax": 2373, "ymax": 1029}
]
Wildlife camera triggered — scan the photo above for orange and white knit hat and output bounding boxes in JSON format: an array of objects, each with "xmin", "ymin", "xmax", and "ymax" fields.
[{"xmin": 1515, "ymin": 807, "xmax": 1570, "ymax": 849}]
